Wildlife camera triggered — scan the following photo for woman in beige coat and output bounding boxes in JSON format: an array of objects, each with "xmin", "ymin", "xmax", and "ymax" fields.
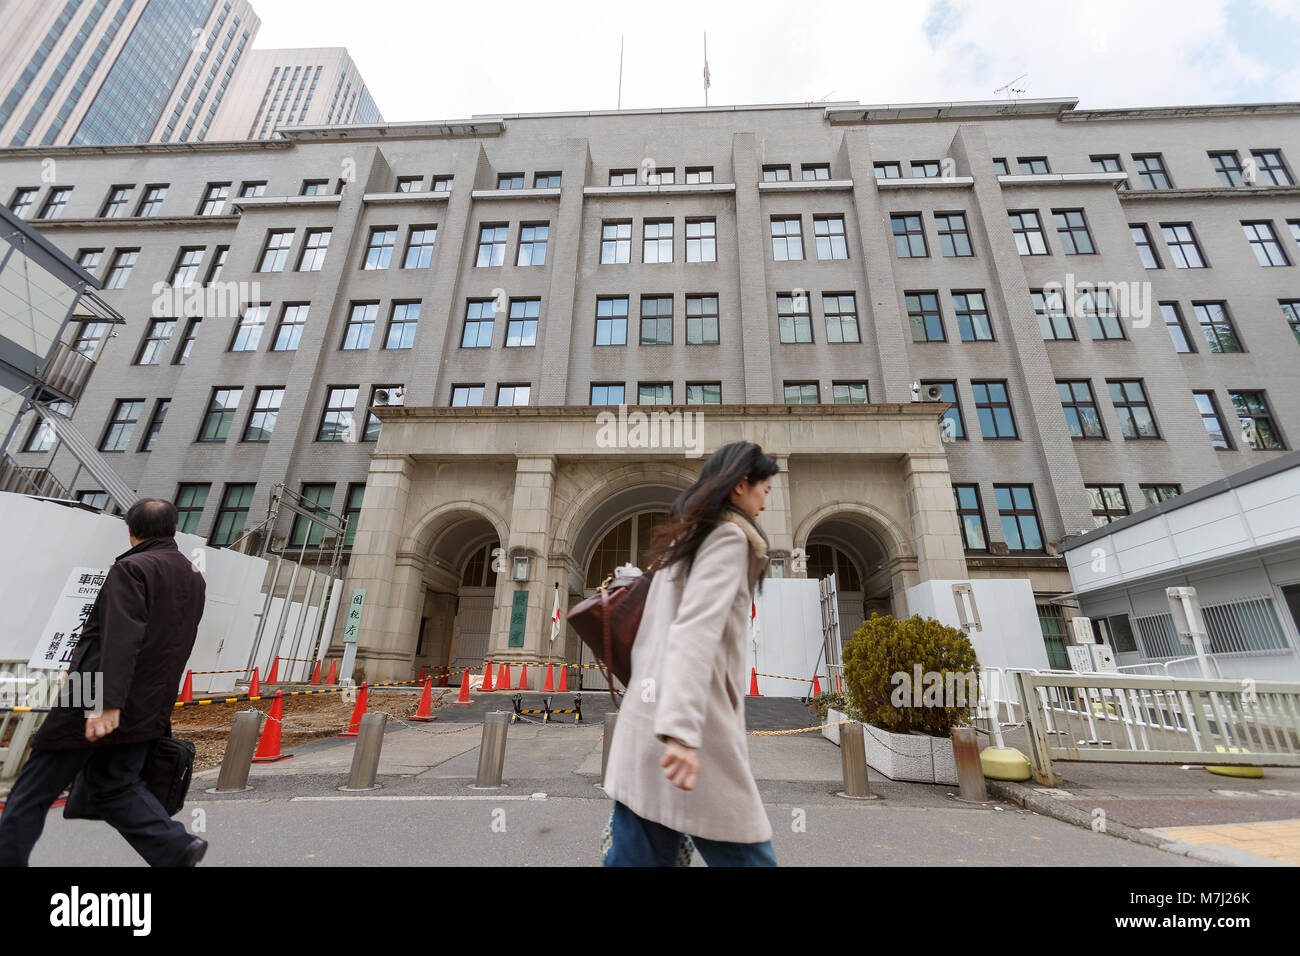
[{"xmin": 603, "ymin": 441, "xmax": 779, "ymax": 866}]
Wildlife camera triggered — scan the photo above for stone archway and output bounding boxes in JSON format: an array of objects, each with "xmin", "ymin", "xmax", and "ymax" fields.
[{"xmin": 795, "ymin": 502, "xmax": 914, "ymax": 626}]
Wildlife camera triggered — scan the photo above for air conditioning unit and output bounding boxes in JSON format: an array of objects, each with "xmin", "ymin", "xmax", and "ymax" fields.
[
  {"xmin": 373, "ymin": 386, "xmax": 405, "ymax": 406},
  {"xmin": 921, "ymin": 384, "xmax": 946, "ymax": 402}
]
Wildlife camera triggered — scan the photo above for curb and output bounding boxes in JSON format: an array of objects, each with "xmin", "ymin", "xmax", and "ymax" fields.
[{"xmin": 984, "ymin": 779, "xmax": 1285, "ymax": 867}]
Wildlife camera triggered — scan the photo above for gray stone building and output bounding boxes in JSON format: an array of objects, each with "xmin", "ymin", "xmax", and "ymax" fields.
[{"xmin": 1, "ymin": 97, "xmax": 1297, "ymax": 680}]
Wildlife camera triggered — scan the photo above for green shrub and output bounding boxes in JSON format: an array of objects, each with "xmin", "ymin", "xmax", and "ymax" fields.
[
  {"xmin": 842, "ymin": 613, "xmax": 980, "ymax": 737},
  {"xmin": 807, "ymin": 690, "xmax": 865, "ymax": 724}
]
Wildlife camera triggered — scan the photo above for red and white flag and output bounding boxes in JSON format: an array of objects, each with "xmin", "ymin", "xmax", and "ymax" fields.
[{"xmin": 549, "ymin": 583, "xmax": 562, "ymax": 643}]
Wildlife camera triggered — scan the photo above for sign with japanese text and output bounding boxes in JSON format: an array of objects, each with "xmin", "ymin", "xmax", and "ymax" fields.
[
  {"xmin": 344, "ymin": 588, "xmax": 366, "ymax": 644},
  {"xmin": 28, "ymin": 567, "xmax": 109, "ymax": 670}
]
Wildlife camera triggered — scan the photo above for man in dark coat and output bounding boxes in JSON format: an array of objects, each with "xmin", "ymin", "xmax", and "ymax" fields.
[{"xmin": 0, "ymin": 498, "xmax": 208, "ymax": 866}]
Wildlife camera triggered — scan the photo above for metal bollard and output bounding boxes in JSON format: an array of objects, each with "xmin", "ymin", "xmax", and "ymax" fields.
[
  {"xmin": 471, "ymin": 711, "xmax": 510, "ymax": 789},
  {"xmin": 207, "ymin": 710, "xmax": 260, "ymax": 793},
  {"xmin": 339, "ymin": 712, "xmax": 385, "ymax": 791},
  {"xmin": 951, "ymin": 726, "xmax": 989, "ymax": 802},
  {"xmin": 835, "ymin": 722, "xmax": 878, "ymax": 800},
  {"xmin": 598, "ymin": 712, "xmax": 617, "ymax": 789}
]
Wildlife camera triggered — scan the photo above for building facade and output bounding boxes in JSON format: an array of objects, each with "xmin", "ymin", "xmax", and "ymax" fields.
[{"xmin": 0, "ymin": 97, "xmax": 1297, "ymax": 680}]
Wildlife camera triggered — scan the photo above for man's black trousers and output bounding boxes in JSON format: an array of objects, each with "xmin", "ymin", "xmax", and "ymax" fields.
[{"xmin": 0, "ymin": 742, "xmax": 193, "ymax": 866}]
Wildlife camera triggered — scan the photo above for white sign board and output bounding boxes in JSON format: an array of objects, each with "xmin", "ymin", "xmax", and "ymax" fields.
[{"xmin": 27, "ymin": 567, "xmax": 108, "ymax": 670}]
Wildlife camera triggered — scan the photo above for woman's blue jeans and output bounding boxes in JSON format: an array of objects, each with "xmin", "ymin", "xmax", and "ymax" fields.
[{"xmin": 603, "ymin": 800, "xmax": 777, "ymax": 867}]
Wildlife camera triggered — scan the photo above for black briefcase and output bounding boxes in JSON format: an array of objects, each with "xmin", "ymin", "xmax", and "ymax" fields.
[{"xmin": 63, "ymin": 732, "xmax": 196, "ymax": 820}]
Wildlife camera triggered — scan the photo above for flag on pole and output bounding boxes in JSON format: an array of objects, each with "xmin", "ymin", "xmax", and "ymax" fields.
[
  {"xmin": 549, "ymin": 582, "xmax": 562, "ymax": 643},
  {"xmin": 703, "ymin": 33, "xmax": 711, "ymax": 91}
]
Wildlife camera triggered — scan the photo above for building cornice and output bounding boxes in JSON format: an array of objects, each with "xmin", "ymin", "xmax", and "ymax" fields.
[
  {"xmin": 997, "ymin": 172, "xmax": 1129, "ymax": 187},
  {"xmin": 1117, "ymin": 184, "xmax": 1300, "ymax": 201},
  {"xmin": 374, "ymin": 403, "xmax": 950, "ymax": 423},
  {"xmin": 0, "ymin": 139, "xmax": 293, "ymax": 159},
  {"xmin": 582, "ymin": 182, "xmax": 737, "ymax": 198},
  {"xmin": 26, "ymin": 214, "xmax": 240, "ymax": 230},
  {"xmin": 1062, "ymin": 102, "xmax": 1300, "ymax": 122},
  {"xmin": 826, "ymin": 98, "xmax": 1078, "ymax": 123}
]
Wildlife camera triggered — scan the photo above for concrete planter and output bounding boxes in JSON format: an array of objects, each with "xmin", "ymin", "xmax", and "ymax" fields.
[{"xmin": 824, "ymin": 709, "xmax": 957, "ymax": 785}]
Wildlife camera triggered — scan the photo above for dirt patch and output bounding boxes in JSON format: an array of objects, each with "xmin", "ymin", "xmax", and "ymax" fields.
[{"xmin": 172, "ymin": 690, "xmax": 449, "ymax": 772}]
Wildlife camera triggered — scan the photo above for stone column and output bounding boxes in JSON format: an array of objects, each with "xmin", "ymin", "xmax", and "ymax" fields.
[
  {"xmin": 902, "ymin": 453, "xmax": 969, "ymax": 582},
  {"xmin": 765, "ymin": 454, "xmax": 795, "ymax": 573},
  {"xmin": 487, "ymin": 457, "xmax": 556, "ymax": 677}
]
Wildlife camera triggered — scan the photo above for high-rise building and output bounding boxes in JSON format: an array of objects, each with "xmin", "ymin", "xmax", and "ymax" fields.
[
  {"xmin": 1, "ymin": 97, "xmax": 1297, "ymax": 680},
  {"xmin": 205, "ymin": 48, "xmax": 383, "ymax": 142}
]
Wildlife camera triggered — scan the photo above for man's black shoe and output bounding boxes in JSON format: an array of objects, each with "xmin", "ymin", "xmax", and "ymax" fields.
[{"xmin": 175, "ymin": 837, "xmax": 207, "ymax": 867}]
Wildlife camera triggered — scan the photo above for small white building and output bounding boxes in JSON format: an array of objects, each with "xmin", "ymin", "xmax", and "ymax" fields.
[{"xmin": 1060, "ymin": 451, "xmax": 1300, "ymax": 680}]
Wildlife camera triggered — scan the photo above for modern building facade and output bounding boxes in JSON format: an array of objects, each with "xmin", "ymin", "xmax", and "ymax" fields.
[
  {"xmin": 0, "ymin": 97, "xmax": 1297, "ymax": 681},
  {"xmin": 205, "ymin": 47, "xmax": 383, "ymax": 142}
]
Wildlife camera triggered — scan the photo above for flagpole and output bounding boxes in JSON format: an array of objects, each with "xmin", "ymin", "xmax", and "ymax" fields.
[{"xmin": 617, "ymin": 35, "xmax": 624, "ymax": 110}]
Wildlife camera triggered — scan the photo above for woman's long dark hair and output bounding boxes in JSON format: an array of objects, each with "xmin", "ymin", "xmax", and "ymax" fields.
[{"xmin": 645, "ymin": 441, "xmax": 779, "ymax": 577}]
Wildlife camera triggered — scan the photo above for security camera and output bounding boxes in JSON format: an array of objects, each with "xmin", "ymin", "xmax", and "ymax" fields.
[{"xmin": 910, "ymin": 381, "xmax": 921, "ymax": 401}]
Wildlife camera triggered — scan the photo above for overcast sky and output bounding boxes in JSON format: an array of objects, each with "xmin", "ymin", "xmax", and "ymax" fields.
[{"xmin": 251, "ymin": 0, "xmax": 1300, "ymax": 121}]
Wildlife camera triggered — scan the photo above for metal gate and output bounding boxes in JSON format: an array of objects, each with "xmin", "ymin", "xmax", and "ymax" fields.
[
  {"xmin": 450, "ymin": 591, "xmax": 493, "ymax": 672},
  {"xmin": 820, "ymin": 573, "xmax": 844, "ymax": 693}
]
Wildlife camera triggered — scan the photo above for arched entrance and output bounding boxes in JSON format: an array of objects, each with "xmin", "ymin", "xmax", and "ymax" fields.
[{"xmin": 800, "ymin": 508, "xmax": 905, "ymax": 640}]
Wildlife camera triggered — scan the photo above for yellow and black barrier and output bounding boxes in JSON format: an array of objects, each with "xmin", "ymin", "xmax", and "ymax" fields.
[{"xmin": 510, "ymin": 694, "xmax": 583, "ymax": 724}]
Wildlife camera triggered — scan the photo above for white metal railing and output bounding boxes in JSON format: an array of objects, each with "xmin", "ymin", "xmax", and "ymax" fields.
[{"xmin": 0, "ymin": 662, "xmax": 60, "ymax": 778}]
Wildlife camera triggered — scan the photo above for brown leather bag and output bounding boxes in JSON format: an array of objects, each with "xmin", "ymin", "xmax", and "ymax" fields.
[{"xmin": 566, "ymin": 569, "xmax": 655, "ymax": 705}]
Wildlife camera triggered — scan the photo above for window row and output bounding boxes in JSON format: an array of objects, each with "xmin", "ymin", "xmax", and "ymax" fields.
[
  {"xmin": 6, "ymin": 178, "xmax": 351, "ymax": 221},
  {"xmin": 1130, "ymin": 219, "xmax": 1296, "ymax": 269},
  {"xmin": 178, "ymin": 481, "xmax": 366, "ymax": 549}
]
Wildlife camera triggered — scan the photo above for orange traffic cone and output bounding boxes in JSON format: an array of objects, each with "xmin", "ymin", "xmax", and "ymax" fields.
[
  {"xmin": 542, "ymin": 663, "xmax": 556, "ymax": 692},
  {"xmin": 409, "ymin": 677, "xmax": 437, "ymax": 722},
  {"xmin": 516, "ymin": 664, "xmax": 530, "ymax": 691},
  {"xmin": 310, "ymin": 659, "xmax": 322, "ymax": 685},
  {"xmin": 557, "ymin": 664, "xmax": 569, "ymax": 692},
  {"xmin": 496, "ymin": 663, "xmax": 512, "ymax": 691},
  {"xmin": 266, "ymin": 656, "xmax": 280, "ymax": 684},
  {"xmin": 482, "ymin": 660, "xmax": 495, "ymax": 692},
  {"xmin": 418, "ymin": 665, "xmax": 426, "ymax": 681},
  {"xmin": 812, "ymin": 675, "xmax": 822, "ymax": 696},
  {"xmin": 748, "ymin": 668, "xmax": 761, "ymax": 697},
  {"xmin": 325, "ymin": 659, "xmax": 337, "ymax": 685},
  {"xmin": 248, "ymin": 667, "xmax": 261, "ymax": 698},
  {"xmin": 337, "ymin": 682, "xmax": 368, "ymax": 737},
  {"xmin": 252, "ymin": 690, "xmax": 293, "ymax": 762},
  {"xmin": 438, "ymin": 666, "xmax": 449, "ymax": 688},
  {"xmin": 178, "ymin": 670, "xmax": 194, "ymax": 703},
  {"xmin": 454, "ymin": 669, "xmax": 473, "ymax": 705}
]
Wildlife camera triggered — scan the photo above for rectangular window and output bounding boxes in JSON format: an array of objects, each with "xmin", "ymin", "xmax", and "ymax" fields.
[
  {"xmin": 175, "ymin": 484, "xmax": 209, "ymax": 535},
  {"xmin": 1192, "ymin": 301, "xmax": 1243, "ymax": 352},
  {"xmin": 771, "ymin": 217, "xmax": 804, "ymax": 260},
  {"xmin": 1053, "ymin": 209, "xmax": 1095, "ymax": 254},
  {"xmin": 1081, "ymin": 289, "xmax": 1125, "ymax": 341},
  {"xmin": 801, "ymin": 163, "xmax": 831, "ymax": 181},
  {"xmin": 832, "ymin": 382, "xmax": 868, "ymax": 404},
  {"xmin": 600, "ymin": 221, "xmax": 632, "ymax": 263},
  {"xmin": 517, "ymin": 223, "xmax": 549, "ymax": 266},
  {"xmin": 210, "ymin": 484, "xmax": 254, "ymax": 547},
  {"xmin": 1091, "ymin": 155, "xmax": 1129, "ymax": 189},
  {"xmin": 497, "ymin": 173, "xmax": 524, "ymax": 190},
  {"xmin": 365, "ymin": 385, "xmax": 401, "ymax": 440},
  {"xmin": 822, "ymin": 294, "xmax": 860, "ymax": 343},
  {"xmin": 1230, "ymin": 391, "xmax": 1285, "ymax": 450},
  {"xmin": 1108, "ymin": 380, "xmax": 1159, "ymax": 439},
  {"xmin": 685, "ymin": 167, "xmax": 713, "ymax": 184},
  {"xmin": 343, "ymin": 302, "xmax": 378, "ymax": 350},
  {"xmin": 1250, "ymin": 149, "xmax": 1293, "ymax": 186},
  {"xmin": 1017, "ymin": 157, "xmax": 1050, "ymax": 175},
  {"xmin": 72, "ymin": 321, "xmax": 110, "ymax": 357},
  {"xmin": 318, "ymin": 387, "xmax": 359, "ymax": 441},
  {"xmin": 404, "ymin": 225, "xmax": 436, "ymax": 269},
  {"xmin": 386, "ymin": 301, "xmax": 420, "ymax": 349},
  {"xmin": 462, "ymin": 300, "xmax": 496, "ymax": 348},
  {"xmin": 922, "ymin": 381, "xmax": 964, "ymax": 440},
  {"xmin": 1032, "ymin": 289, "xmax": 1074, "ymax": 340},
  {"xmin": 450, "ymin": 385, "xmax": 484, "ymax": 407},
  {"xmin": 646, "ymin": 167, "xmax": 674, "ymax": 185},
  {"xmin": 891, "ymin": 213, "xmax": 927, "ymax": 258},
  {"xmin": 906, "ymin": 292, "xmax": 945, "ymax": 342},
  {"xmin": 505, "ymin": 299, "xmax": 539, "ymax": 347},
  {"xmin": 343, "ymin": 484, "xmax": 366, "ymax": 547},
  {"xmin": 762, "ymin": 165, "xmax": 791, "ymax": 182},
  {"xmin": 638, "ymin": 383, "xmax": 672, "ymax": 405},
  {"xmin": 198, "ymin": 388, "xmax": 242, "ymax": 442},
  {"xmin": 1282, "ymin": 300, "xmax": 1300, "ymax": 345},
  {"xmin": 300, "ymin": 180, "xmax": 328, "ymax": 196},
  {"xmin": 534, "ymin": 172, "xmax": 562, "ymax": 189},
  {"xmin": 496, "ymin": 384, "xmax": 531, "ymax": 407},
  {"xmin": 1194, "ymin": 391, "xmax": 1231, "ymax": 450},
  {"xmin": 206, "ymin": 246, "xmax": 228, "ymax": 283},
  {"xmin": 431, "ymin": 175, "xmax": 453, "ymax": 192},
  {"xmin": 910, "ymin": 160, "xmax": 940, "ymax": 178},
  {"xmin": 994, "ymin": 485, "xmax": 1044, "ymax": 552},
  {"xmin": 258, "ymin": 230, "xmax": 293, "ymax": 272},
  {"xmin": 1141, "ymin": 484, "xmax": 1182, "ymax": 507},
  {"xmin": 99, "ymin": 399, "xmax": 142, "ymax": 452},
  {"xmin": 935, "ymin": 213, "xmax": 972, "ymax": 257},
  {"xmin": 39, "ymin": 187, "xmax": 71, "ymax": 219},
  {"xmin": 953, "ymin": 291, "xmax": 993, "ymax": 341},
  {"xmin": 685, "ymin": 295, "xmax": 719, "ymax": 345},
  {"xmin": 231, "ymin": 305, "xmax": 269, "ymax": 351},
  {"xmin": 1161, "ymin": 223, "xmax": 1206, "ymax": 268},
  {"xmin": 640, "ymin": 295, "xmax": 672, "ymax": 345},
  {"xmin": 364, "ymin": 227, "xmax": 398, "ymax": 269},
  {"xmin": 1010, "ymin": 211, "xmax": 1048, "ymax": 255},
  {"xmin": 1242, "ymin": 221, "xmax": 1290, "ymax": 267},
  {"xmin": 1133, "ymin": 154, "xmax": 1172, "ymax": 189},
  {"xmin": 686, "ymin": 383, "xmax": 721, "ymax": 404},
  {"xmin": 76, "ymin": 248, "xmax": 103, "ymax": 272},
  {"xmin": 239, "ymin": 181, "xmax": 267, "ymax": 198},
  {"xmin": 243, "ymin": 387, "xmax": 284, "ymax": 442},
  {"xmin": 777, "ymin": 293, "xmax": 813, "ymax": 344},
  {"xmin": 685, "ymin": 218, "xmax": 717, "ymax": 262},
  {"xmin": 273, "ymin": 304, "xmax": 308, "ymax": 351},
  {"xmin": 608, "ymin": 170, "xmax": 637, "ymax": 186},
  {"xmin": 595, "ymin": 297, "xmax": 629, "ymax": 345},
  {"xmin": 1161, "ymin": 302, "xmax": 1193, "ymax": 353},
  {"xmin": 24, "ymin": 399, "xmax": 70, "ymax": 452},
  {"xmin": 813, "ymin": 215, "xmax": 848, "ymax": 259},
  {"xmin": 104, "ymin": 249, "xmax": 138, "ymax": 289},
  {"xmin": 290, "ymin": 485, "xmax": 336, "ymax": 547},
  {"xmin": 135, "ymin": 319, "xmax": 175, "ymax": 365},
  {"xmin": 135, "ymin": 185, "xmax": 166, "ymax": 216},
  {"xmin": 175, "ymin": 318, "xmax": 200, "ymax": 365},
  {"xmin": 100, "ymin": 185, "xmax": 132, "ymax": 218},
  {"xmin": 992, "ymin": 158, "xmax": 1009, "ymax": 175},
  {"xmin": 783, "ymin": 382, "xmax": 819, "ymax": 404},
  {"xmin": 972, "ymin": 381, "xmax": 1017, "ymax": 439},
  {"xmin": 77, "ymin": 491, "xmax": 109, "ymax": 511},
  {"xmin": 873, "ymin": 162, "xmax": 901, "ymax": 180},
  {"xmin": 171, "ymin": 247, "xmax": 204, "ymax": 286},
  {"xmin": 199, "ymin": 183, "xmax": 230, "ymax": 215},
  {"xmin": 298, "ymin": 229, "xmax": 331, "ymax": 271},
  {"xmin": 9, "ymin": 187, "xmax": 38, "ymax": 218},
  {"xmin": 1210, "ymin": 151, "xmax": 1245, "ymax": 187},
  {"xmin": 1058, "ymin": 381, "xmax": 1105, "ymax": 439},
  {"xmin": 953, "ymin": 485, "xmax": 987, "ymax": 551},
  {"xmin": 591, "ymin": 383, "xmax": 625, "ymax": 406},
  {"xmin": 1130, "ymin": 224, "xmax": 1162, "ymax": 268},
  {"xmin": 643, "ymin": 220, "xmax": 673, "ymax": 263},
  {"xmin": 1087, "ymin": 485, "xmax": 1130, "ymax": 528},
  {"xmin": 396, "ymin": 176, "xmax": 423, "ymax": 193}
]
